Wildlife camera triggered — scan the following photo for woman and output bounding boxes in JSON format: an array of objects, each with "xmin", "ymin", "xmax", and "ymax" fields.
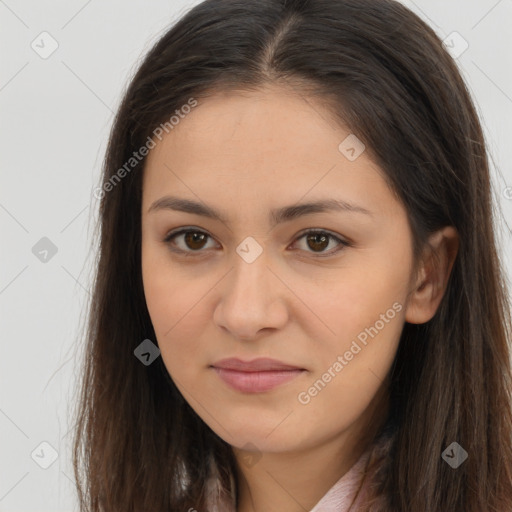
[{"xmin": 72, "ymin": 0, "xmax": 512, "ymax": 510}]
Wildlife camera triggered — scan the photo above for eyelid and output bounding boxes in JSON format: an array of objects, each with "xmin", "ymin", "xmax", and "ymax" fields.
[
  {"xmin": 163, "ymin": 226, "xmax": 219, "ymax": 257},
  {"xmin": 291, "ymin": 228, "xmax": 351, "ymax": 257},
  {"xmin": 163, "ymin": 226, "xmax": 351, "ymax": 257}
]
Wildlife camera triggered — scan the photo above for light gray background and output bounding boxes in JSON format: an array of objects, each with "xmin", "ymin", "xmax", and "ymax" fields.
[{"xmin": 1, "ymin": 0, "xmax": 511, "ymax": 510}]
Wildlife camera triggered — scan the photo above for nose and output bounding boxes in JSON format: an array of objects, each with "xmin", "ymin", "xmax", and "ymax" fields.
[{"xmin": 213, "ymin": 252, "xmax": 289, "ymax": 341}]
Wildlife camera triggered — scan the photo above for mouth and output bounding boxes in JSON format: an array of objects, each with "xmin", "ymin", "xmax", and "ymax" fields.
[{"xmin": 210, "ymin": 357, "xmax": 307, "ymax": 393}]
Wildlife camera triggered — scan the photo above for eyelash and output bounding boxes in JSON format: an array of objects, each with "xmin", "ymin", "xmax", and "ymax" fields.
[{"xmin": 163, "ymin": 227, "xmax": 351, "ymax": 258}]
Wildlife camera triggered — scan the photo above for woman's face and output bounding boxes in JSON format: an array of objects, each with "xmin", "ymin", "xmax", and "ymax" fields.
[{"xmin": 141, "ymin": 85, "xmax": 416, "ymax": 454}]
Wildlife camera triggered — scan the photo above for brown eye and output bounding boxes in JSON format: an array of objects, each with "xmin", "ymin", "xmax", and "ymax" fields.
[
  {"xmin": 164, "ymin": 227, "xmax": 350, "ymax": 259},
  {"xmin": 293, "ymin": 229, "xmax": 349, "ymax": 257},
  {"xmin": 183, "ymin": 231, "xmax": 208, "ymax": 250},
  {"xmin": 164, "ymin": 228, "xmax": 217, "ymax": 255},
  {"xmin": 306, "ymin": 232, "xmax": 330, "ymax": 252}
]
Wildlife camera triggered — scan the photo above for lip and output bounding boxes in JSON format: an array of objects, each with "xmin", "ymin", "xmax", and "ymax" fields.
[
  {"xmin": 211, "ymin": 358, "xmax": 306, "ymax": 393},
  {"xmin": 212, "ymin": 357, "xmax": 304, "ymax": 372}
]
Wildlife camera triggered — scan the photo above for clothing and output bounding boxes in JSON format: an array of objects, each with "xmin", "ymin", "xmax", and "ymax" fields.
[
  {"xmin": 207, "ymin": 438, "xmax": 381, "ymax": 512},
  {"xmin": 309, "ymin": 445, "xmax": 372, "ymax": 512}
]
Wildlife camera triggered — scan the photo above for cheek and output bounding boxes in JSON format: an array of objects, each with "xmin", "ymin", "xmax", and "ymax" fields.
[
  {"xmin": 312, "ymin": 265, "xmax": 408, "ymax": 354},
  {"xmin": 294, "ymin": 295, "xmax": 404, "ymax": 443},
  {"xmin": 297, "ymin": 258, "xmax": 407, "ymax": 414},
  {"xmin": 141, "ymin": 249, "xmax": 208, "ymax": 369}
]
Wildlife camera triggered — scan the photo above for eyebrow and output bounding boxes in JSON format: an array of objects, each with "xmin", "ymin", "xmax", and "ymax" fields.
[{"xmin": 147, "ymin": 195, "xmax": 373, "ymax": 226}]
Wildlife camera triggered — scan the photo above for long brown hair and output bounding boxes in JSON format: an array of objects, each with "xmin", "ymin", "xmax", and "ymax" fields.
[{"xmin": 72, "ymin": 0, "xmax": 512, "ymax": 510}]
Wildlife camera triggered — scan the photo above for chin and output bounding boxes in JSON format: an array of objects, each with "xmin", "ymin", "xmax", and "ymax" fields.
[{"xmin": 208, "ymin": 417, "xmax": 307, "ymax": 454}]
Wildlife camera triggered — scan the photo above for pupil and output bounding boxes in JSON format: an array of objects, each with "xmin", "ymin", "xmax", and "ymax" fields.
[
  {"xmin": 185, "ymin": 232, "xmax": 206, "ymax": 250},
  {"xmin": 307, "ymin": 233, "xmax": 328, "ymax": 252}
]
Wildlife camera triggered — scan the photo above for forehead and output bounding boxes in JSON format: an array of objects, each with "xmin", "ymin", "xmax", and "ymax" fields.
[
  {"xmin": 141, "ymin": 85, "xmax": 396, "ymax": 219},
  {"xmin": 146, "ymin": 85, "xmax": 349, "ymax": 170}
]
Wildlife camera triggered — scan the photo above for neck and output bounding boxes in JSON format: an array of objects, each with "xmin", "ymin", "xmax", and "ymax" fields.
[{"xmin": 233, "ymin": 391, "xmax": 389, "ymax": 512}]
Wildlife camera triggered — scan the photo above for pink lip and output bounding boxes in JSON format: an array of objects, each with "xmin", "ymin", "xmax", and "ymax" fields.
[{"xmin": 211, "ymin": 358, "xmax": 306, "ymax": 393}]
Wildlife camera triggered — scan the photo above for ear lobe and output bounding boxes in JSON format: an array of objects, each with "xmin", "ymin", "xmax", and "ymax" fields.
[{"xmin": 405, "ymin": 226, "xmax": 459, "ymax": 324}]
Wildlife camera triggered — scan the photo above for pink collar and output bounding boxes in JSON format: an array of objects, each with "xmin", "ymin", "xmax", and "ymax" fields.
[
  {"xmin": 310, "ymin": 447, "xmax": 371, "ymax": 512},
  {"xmin": 207, "ymin": 442, "xmax": 375, "ymax": 512}
]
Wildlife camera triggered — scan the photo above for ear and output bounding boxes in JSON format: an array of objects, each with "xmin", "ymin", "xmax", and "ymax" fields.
[{"xmin": 404, "ymin": 226, "xmax": 459, "ymax": 324}]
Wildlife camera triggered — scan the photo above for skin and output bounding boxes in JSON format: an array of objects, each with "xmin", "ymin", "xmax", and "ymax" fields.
[{"xmin": 140, "ymin": 83, "xmax": 458, "ymax": 512}]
